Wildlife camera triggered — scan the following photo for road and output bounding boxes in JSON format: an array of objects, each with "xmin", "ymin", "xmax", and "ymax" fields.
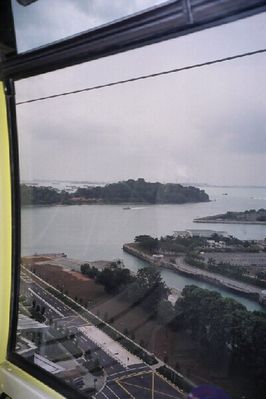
[
  {"xmin": 97, "ymin": 370, "xmax": 182, "ymax": 399},
  {"xmin": 20, "ymin": 267, "xmax": 182, "ymax": 398}
]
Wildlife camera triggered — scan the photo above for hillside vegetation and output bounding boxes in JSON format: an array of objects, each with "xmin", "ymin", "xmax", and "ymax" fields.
[
  {"xmin": 21, "ymin": 179, "xmax": 209, "ymax": 206},
  {"xmin": 195, "ymin": 208, "xmax": 266, "ymax": 223}
]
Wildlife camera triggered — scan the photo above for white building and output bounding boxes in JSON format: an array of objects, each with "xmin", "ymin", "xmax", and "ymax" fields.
[{"xmin": 206, "ymin": 239, "xmax": 226, "ymax": 248}]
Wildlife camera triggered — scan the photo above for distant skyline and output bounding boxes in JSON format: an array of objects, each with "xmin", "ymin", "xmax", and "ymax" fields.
[{"xmin": 13, "ymin": 3, "xmax": 266, "ymax": 186}]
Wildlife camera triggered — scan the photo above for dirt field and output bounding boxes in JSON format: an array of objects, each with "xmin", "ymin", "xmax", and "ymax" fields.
[{"xmin": 25, "ymin": 262, "xmax": 109, "ymax": 305}]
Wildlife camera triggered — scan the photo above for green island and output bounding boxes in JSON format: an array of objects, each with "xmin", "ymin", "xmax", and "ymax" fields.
[
  {"xmin": 20, "ymin": 178, "xmax": 209, "ymax": 206},
  {"xmin": 194, "ymin": 208, "xmax": 266, "ymax": 224}
]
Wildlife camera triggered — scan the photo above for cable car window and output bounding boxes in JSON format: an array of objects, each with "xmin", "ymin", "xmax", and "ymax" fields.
[
  {"xmin": 13, "ymin": 12, "xmax": 266, "ymax": 399},
  {"xmin": 11, "ymin": 0, "xmax": 168, "ymax": 53}
]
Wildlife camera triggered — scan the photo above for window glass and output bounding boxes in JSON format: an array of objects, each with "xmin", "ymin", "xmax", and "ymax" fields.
[
  {"xmin": 15, "ymin": 14, "xmax": 266, "ymax": 399},
  {"xmin": 11, "ymin": 0, "xmax": 168, "ymax": 53}
]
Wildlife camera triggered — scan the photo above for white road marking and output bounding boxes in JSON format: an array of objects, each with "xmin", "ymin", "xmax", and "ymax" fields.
[
  {"xmin": 108, "ymin": 365, "xmax": 147, "ymax": 379},
  {"xmin": 106, "ymin": 385, "xmax": 121, "ymax": 399},
  {"xmin": 29, "ymin": 288, "xmax": 64, "ymax": 317},
  {"xmin": 99, "ymin": 391, "xmax": 110, "ymax": 399}
]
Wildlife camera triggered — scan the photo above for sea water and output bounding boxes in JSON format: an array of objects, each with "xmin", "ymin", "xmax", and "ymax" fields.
[{"xmin": 21, "ymin": 186, "xmax": 266, "ymax": 311}]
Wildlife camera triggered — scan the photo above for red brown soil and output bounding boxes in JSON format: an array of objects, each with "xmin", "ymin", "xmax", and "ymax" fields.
[
  {"xmin": 63, "ymin": 269, "xmax": 92, "ymax": 281},
  {"xmin": 26, "ymin": 262, "xmax": 109, "ymax": 305}
]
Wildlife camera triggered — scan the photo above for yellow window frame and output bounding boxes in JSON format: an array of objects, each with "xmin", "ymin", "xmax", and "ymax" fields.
[{"xmin": 0, "ymin": 82, "xmax": 64, "ymax": 399}]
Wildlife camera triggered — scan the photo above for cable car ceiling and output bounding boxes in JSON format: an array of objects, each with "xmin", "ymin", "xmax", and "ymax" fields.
[{"xmin": 1, "ymin": 0, "xmax": 266, "ymax": 80}]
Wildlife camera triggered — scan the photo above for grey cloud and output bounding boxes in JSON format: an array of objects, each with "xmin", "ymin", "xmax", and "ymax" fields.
[
  {"xmin": 200, "ymin": 108, "xmax": 266, "ymax": 155},
  {"xmin": 226, "ymin": 114, "xmax": 266, "ymax": 154},
  {"xmin": 14, "ymin": 10, "xmax": 266, "ymax": 186}
]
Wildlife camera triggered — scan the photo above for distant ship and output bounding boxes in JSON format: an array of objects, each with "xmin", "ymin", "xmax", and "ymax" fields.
[
  {"xmin": 222, "ymin": 193, "xmax": 228, "ymax": 195},
  {"xmin": 123, "ymin": 206, "xmax": 131, "ymax": 210}
]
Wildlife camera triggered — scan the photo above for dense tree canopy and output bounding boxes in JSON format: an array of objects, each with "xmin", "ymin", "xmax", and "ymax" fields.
[
  {"xmin": 81, "ymin": 263, "xmax": 168, "ymax": 313},
  {"xmin": 96, "ymin": 267, "xmax": 133, "ymax": 294},
  {"xmin": 174, "ymin": 285, "xmax": 266, "ymax": 398},
  {"xmin": 134, "ymin": 235, "xmax": 159, "ymax": 252},
  {"xmin": 197, "ymin": 208, "xmax": 266, "ymax": 223},
  {"xmin": 21, "ymin": 179, "xmax": 209, "ymax": 206},
  {"xmin": 75, "ymin": 178, "xmax": 209, "ymax": 204},
  {"xmin": 81, "ymin": 263, "xmax": 133, "ymax": 294},
  {"xmin": 21, "ymin": 184, "xmax": 70, "ymax": 205},
  {"xmin": 131, "ymin": 266, "xmax": 169, "ymax": 312}
]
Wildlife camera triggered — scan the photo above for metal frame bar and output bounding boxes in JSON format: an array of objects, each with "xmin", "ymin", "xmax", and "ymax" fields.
[
  {"xmin": 0, "ymin": 1, "xmax": 16, "ymax": 57},
  {"xmin": 3, "ymin": 79, "xmax": 91, "ymax": 399},
  {"xmin": 1, "ymin": 0, "xmax": 266, "ymax": 80},
  {"xmin": 3, "ymin": 80, "xmax": 91, "ymax": 399},
  {"xmin": 4, "ymin": 79, "xmax": 21, "ymax": 362},
  {"xmin": 1, "ymin": 0, "xmax": 266, "ymax": 398},
  {"xmin": 0, "ymin": 83, "xmax": 12, "ymax": 366}
]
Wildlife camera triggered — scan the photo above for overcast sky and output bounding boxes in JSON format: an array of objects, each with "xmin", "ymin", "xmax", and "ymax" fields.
[{"xmin": 12, "ymin": 1, "xmax": 266, "ymax": 186}]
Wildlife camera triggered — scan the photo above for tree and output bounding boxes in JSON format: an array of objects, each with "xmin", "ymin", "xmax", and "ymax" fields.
[
  {"xmin": 80, "ymin": 264, "xmax": 99, "ymax": 278},
  {"xmin": 96, "ymin": 267, "xmax": 133, "ymax": 294},
  {"xmin": 157, "ymin": 299, "xmax": 175, "ymax": 325},
  {"xmin": 134, "ymin": 235, "xmax": 159, "ymax": 252},
  {"xmin": 129, "ymin": 266, "xmax": 169, "ymax": 313},
  {"xmin": 174, "ymin": 284, "xmax": 266, "ymax": 388}
]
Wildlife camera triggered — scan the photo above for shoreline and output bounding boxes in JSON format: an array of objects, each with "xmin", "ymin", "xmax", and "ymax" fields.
[
  {"xmin": 123, "ymin": 244, "xmax": 263, "ymax": 306},
  {"xmin": 194, "ymin": 218, "xmax": 266, "ymax": 225},
  {"xmin": 21, "ymin": 199, "xmax": 211, "ymax": 208}
]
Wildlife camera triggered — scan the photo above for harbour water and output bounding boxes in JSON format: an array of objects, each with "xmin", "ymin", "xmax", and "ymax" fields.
[{"xmin": 21, "ymin": 186, "xmax": 266, "ymax": 312}]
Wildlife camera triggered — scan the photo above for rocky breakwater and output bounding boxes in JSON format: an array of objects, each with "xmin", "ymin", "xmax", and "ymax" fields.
[{"xmin": 123, "ymin": 243, "xmax": 262, "ymax": 303}]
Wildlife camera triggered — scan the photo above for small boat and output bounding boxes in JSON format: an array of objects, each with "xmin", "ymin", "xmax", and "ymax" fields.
[
  {"xmin": 222, "ymin": 193, "xmax": 228, "ymax": 195},
  {"xmin": 123, "ymin": 206, "xmax": 131, "ymax": 210}
]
